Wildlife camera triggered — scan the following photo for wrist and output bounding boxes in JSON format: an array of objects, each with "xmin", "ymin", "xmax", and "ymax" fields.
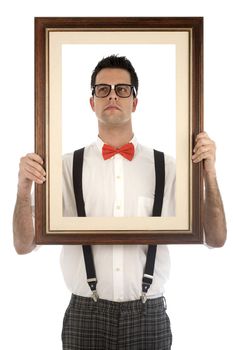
[
  {"xmin": 204, "ymin": 170, "xmax": 218, "ymax": 190},
  {"xmin": 204, "ymin": 169, "xmax": 216, "ymax": 178},
  {"xmin": 17, "ymin": 181, "xmax": 32, "ymax": 201}
]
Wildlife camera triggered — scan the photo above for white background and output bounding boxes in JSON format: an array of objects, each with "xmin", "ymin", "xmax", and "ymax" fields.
[{"xmin": 0, "ymin": 1, "xmax": 232, "ymax": 349}]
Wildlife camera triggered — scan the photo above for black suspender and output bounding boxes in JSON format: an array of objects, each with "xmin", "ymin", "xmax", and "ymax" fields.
[
  {"xmin": 73, "ymin": 149, "xmax": 98, "ymax": 300},
  {"xmin": 141, "ymin": 150, "xmax": 165, "ymax": 302},
  {"xmin": 72, "ymin": 148, "xmax": 165, "ymax": 303},
  {"xmin": 81, "ymin": 245, "xmax": 98, "ymax": 301},
  {"xmin": 152, "ymin": 150, "xmax": 165, "ymax": 216},
  {"xmin": 73, "ymin": 148, "xmax": 86, "ymax": 217}
]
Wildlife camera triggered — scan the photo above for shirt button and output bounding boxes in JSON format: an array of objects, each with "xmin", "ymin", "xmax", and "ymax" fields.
[
  {"xmin": 116, "ymin": 175, "xmax": 121, "ymax": 179},
  {"xmin": 116, "ymin": 267, "xmax": 120, "ymax": 271},
  {"xmin": 116, "ymin": 205, "xmax": 121, "ymax": 210}
]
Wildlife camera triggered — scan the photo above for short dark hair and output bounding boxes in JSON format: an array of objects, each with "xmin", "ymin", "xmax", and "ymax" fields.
[{"xmin": 91, "ymin": 55, "xmax": 139, "ymax": 97}]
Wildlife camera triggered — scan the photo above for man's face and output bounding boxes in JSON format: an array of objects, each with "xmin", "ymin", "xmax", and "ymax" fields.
[{"xmin": 90, "ymin": 68, "xmax": 138, "ymax": 127}]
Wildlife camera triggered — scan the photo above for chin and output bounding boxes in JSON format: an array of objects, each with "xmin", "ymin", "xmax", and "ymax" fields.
[{"xmin": 99, "ymin": 116, "xmax": 123, "ymax": 124}]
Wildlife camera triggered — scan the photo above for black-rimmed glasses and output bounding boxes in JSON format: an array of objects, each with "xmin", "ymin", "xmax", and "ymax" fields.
[{"xmin": 92, "ymin": 84, "xmax": 136, "ymax": 98}]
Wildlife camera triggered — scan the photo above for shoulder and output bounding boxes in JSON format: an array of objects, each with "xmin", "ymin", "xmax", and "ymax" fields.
[
  {"xmin": 164, "ymin": 154, "xmax": 176, "ymax": 183},
  {"xmin": 62, "ymin": 153, "xmax": 74, "ymax": 182},
  {"xmin": 62, "ymin": 152, "xmax": 73, "ymax": 161},
  {"xmin": 164, "ymin": 153, "xmax": 176, "ymax": 170},
  {"xmin": 62, "ymin": 142, "xmax": 98, "ymax": 167},
  {"xmin": 62, "ymin": 152, "xmax": 73, "ymax": 168},
  {"xmin": 138, "ymin": 144, "xmax": 175, "ymax": 165},
  {"xmin": 137, "ymin": 144, "xmax": 176, "ymax": 181}
]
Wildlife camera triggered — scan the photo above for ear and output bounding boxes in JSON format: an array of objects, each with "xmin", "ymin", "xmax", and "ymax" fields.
[
  {"xmin": 90, "ymin": 97, "xmax": 95, "ymax": 111},
  {"xmin": 132, "ymin": 97, "xmax": 138, "ymax": 112}
]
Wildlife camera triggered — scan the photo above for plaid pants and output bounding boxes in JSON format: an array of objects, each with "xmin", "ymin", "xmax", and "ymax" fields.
[{"xmin": 62, "ymin": 294, "xmax": 172, "ymax": 350}]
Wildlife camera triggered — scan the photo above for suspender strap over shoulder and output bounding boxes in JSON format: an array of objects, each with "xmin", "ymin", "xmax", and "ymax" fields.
[
  {"xmin": 73, "ymin": 148, "xmax": 86, "ymax": 217},
  {"xmin": 141, "ymin": 150, "xmax": 165, "ymax": 303},
  {"xmin": 152, "ymin": 150, "xmax": 165, "ymax": 217},
  {"xmin": 73, "ymin": 149, "xmax": 98, "ymax": 301}
]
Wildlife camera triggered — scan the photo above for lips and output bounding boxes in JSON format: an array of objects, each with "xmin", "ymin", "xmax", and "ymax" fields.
[{"xmin": 104, "ymin": 104, "xmax": 121, "ymax": 111}]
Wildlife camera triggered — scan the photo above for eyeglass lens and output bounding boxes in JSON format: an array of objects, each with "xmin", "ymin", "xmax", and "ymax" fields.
[{"xmin": 94, "ymin": 84, "xmax": 133, "ymax": 98}]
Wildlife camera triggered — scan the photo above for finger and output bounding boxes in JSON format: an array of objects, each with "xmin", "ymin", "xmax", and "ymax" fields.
[
  {"xmin": 195, "ymin": 131, "xmax": 208, "ymax": 141},
  {"xmin": 192, "ymin": 153, "xmax": 205, "ymax": 163},
  {"xmin": 193, "ymin": 137, "xmax": 215, "ymax": 154},
  {"xmin": 19, "ymin": 155, "xmax": 46, "ymax": 184},
  {"xmin": 25, "ymin": 154, "xmax": 44, "ymax": 171},
  {"xmin": 193, "ymin": 144, "xmax": 215, "ymax": 157},
  {"xmin": 23, "ymin": 164, "xmax": 46, "ymax": 182},
  {"xmin": 22, "ymin": 170, "xmax": 45, "ymax": 184},
  {"xmin": 26, "ymin": 153, "xmax": 44, "ymax": 165},
  {"xmin": 192, "ymin": 150, "xmax": 215, "ymax": 163},
  {"xmin": 194, "ymin": 134, "xmax": 212, "ymax": 147},
  {"xmin": 22, "ymin": 157, "xmax": 46, "ymax": 176}
]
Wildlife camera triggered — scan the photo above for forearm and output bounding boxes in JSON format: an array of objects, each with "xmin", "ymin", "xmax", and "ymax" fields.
[
  {"xmin": 13, "ymin": 191, "xmax": 36, "ymax": 254},
  {"xmin": 13, "ymin": 153, "xmax": 46, "ymax": 253},
  {"xmin": 204, "ymin": 173, "xmax": 227, "ymax": 247}
]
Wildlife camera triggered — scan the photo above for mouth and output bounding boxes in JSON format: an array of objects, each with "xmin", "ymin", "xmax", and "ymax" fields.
[{"xmin": 104, "ymin": 105, "xmax": 121, "ymax": 111}]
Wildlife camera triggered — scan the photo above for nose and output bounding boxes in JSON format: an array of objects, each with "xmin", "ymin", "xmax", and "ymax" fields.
[{"xmin": 108, "ymin": 86, "xmax": 118, "ymax": 100}]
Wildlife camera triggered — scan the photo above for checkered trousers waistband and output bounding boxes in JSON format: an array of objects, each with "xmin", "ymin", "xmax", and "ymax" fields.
[{"xmin": 62, "ymin": 294, "xmax": 172, "ymax": 350}]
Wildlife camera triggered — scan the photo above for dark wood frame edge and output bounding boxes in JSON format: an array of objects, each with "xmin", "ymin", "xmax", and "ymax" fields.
[{"xmin": 35, "ymin": 17, "xmax": 203, "ymax": 245}]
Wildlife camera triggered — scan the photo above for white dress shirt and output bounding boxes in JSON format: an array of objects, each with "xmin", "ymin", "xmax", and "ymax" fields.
[{"xmin": 61, "ymin": 136, "xmax": 176, "ymax": 301}]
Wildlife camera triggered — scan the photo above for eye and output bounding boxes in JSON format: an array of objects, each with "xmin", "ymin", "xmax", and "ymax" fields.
[
  {"xmin": 97, "ymin": 85, "xmax": 109, "ymax": 94},
  {"xmin": 116, "ymin": 85, "xmax": 131, "ymax": 96},
  {"xmin": 117, "ymin": 86, "xmax": 127, "ymax": 93}
]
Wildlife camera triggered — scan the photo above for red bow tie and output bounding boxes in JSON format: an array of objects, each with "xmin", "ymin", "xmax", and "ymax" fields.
[{"xmin": 102, "ymin": 143, "xmax": 135, "ymax": 161}]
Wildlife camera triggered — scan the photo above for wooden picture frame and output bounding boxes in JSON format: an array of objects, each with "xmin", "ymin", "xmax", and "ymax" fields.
[{"xmin": 35, "ymin": 17, "xmax": 203, "ymax": 244}]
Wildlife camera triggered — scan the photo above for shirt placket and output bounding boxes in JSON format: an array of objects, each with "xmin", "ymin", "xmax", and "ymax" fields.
[
  {"xmin": 113, "ymin": 155, "xmax": 124, "ymax": 216},
  {"xmin": 112, "ymin": 154, "xmax": 124, "ymax": 301}
]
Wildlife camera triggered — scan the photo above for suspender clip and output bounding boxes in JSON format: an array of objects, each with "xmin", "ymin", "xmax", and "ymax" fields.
[
  {"xmin": 141, "ymin": 292, "xmax": 147, "ymax": 304},
  {"xmin": 91, "ymin": 290, "xmax": 99, "ymax": 302}
]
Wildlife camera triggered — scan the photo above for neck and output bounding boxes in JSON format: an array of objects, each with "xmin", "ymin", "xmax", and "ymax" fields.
[{"xmin": 98, "ymin": 124, "xmax": 134, "ymax": 148}]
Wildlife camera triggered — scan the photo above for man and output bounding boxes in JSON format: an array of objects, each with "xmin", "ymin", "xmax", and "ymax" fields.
[{"xmin": 13, "ymin": 55, "xmax": 227, "ymax": 350}]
